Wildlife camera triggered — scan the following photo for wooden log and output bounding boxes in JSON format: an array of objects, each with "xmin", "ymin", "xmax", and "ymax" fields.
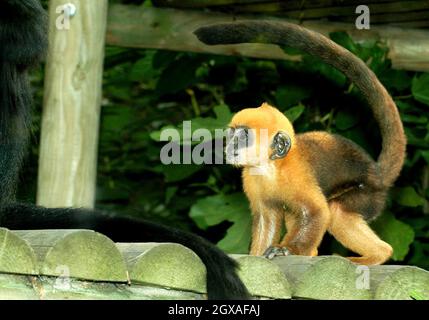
[
  {"xmin": 272, "ymin": 256, "xmax": 372, "ymax": 299},
  {"xmin": 153, "ymin": 0, "xmax": 276, "ymax": 8},
  {"xmin": 153, "ymin": 0, "xmax": 397, "ymax": 9},
  {"xmin": 37, "ymin": 0, "xmax": 108, "ymax": 208},
  {"xmin": 0, "ymin": 242, "xmax": 428, "ymax": 300},
  {"xmin": 389, "ymin": 20, "xmax": 429, "ymax": 29},
  {"xmin": 106, "ymin": 5, "xmax": 300, "ymax": 63},
  {"xmin": 319, "ymin": 11, "xmax": 429, "ymax": 25},
  {"xmin": 272, "ymin": 255, "xmax": 429, "ymax": 300},
  {"xmin": 116, "ymin": 243, "xmax": 207, "ymax": 294},
  {"xmin": 38, "ymin": 276, "xmax": 204, "ymax": 300},
  {"xmin": 226, "ymin": 1, "xmax": 429, "ymax": 16},
  {"xmin": 0, "ymin": 228, "xmax": 38, "ymax": 276},
  {"xmin": 13, "ymin": 230, "xmax": 128, "ymax": 283},
  {"xmin": 0, "ymin": 274, "xmax": 204, "ymax": 300},
  {"xmin": 106, "ymin": 6, "xmax": 429, "ymax": 72},
  {"xmin": 372, "ymin": 266, "xmax": 429, "ymax": 300},
  {"xmin": 234, "ymin": 255, "xmax": 292, "ymax": 299},
  {"xmin": 0, "ymin": 275, "xmax": 39, "ymax": 300}
]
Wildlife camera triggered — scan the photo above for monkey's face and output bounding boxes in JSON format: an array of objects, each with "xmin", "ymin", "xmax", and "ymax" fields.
[
  {"xmin": 225, "ymin": 126, "xmax": 264, "ymax": 166},
  {"xmin": 226, "ymin": 103, "xmax": 295, "ymax": 167}
]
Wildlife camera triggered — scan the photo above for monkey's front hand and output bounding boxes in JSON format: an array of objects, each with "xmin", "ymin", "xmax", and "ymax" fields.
[{"xmin": 263, "ymin": 246, "xmax": 291, "ymax": 260}]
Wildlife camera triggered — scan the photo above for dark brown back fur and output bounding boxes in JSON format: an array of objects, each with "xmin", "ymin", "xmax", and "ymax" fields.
[{"xmin": 297, "ymin": 132, "xmax": 386, "ymax": 220}]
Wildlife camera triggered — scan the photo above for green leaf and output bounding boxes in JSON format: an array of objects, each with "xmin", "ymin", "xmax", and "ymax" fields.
[
  {"xmin": 366, "ymin": 45, "xmax": 389, "ymax": 75},
  {"xmin": 152, "ymin": 50, "xmax": 179, "ymax": 69},
  {"xmin": 313, "ymin": 60, "xmax": 347, "ymax": 87},
  {"xmin": 371, "ymin": 212, "xmax": 415, "ymax": 261},
  {"xmin": 335, "ymin": 110, "xmax": 359, "ymax": 130},
  {"xmin": 189, "ymin": 193, "xmax": 252, "ymax": 254},
  {"xmin": 392, "ymin": 186, "xmax": 425, "ymax": 207},
  {"xmin": 156, "ymin": 56, "xmax": 202, "ymax": 95},
  {"xmin": 408, "ymin": 242, "xmax": 429, "ymax": 270},
  {"xmin": 341, "ymin": 128, "xmax": 373, "ymax": 153},
  {"xmin": 412, "ymin": 73, "xmax": 429, "ymax": 106},
  {"xmin": 165, "ymin": 186, "xmax": 178, "ymax": 204},
  {"xmin": 275, "ymin": 84, "xmax": 312, "ymax": 109},
  {"xmin": 404, "ymin": 128, "xmax": 429, "ymax": 148},
  {"xmin": 101, "ymin": 105, "xmax": 136, "ymax": 133},
  {"xmin": 395, "ymin": 100, "xmax": 414, "ymax": 112},
  {"xmin": 329, "ymin": 32, "xmax": 359, "ymax": 54},
  {"xmin": 150, "ymin": 105, "xmax": 232, "ymax": 144},
  {"xmin": 158, "ymin": 164, "xmax": 201, "ymax": 183},
  {"xmin": 284, "ymin": 104, "xmax": 305, "ymax": 123},
  {"xmin": 129, "ymin": 52, "xmax": 159, "ymax": 82},
  {"xmin": 149, "ymin": 125, "xmax": 176, "ymax": 142},
  {"xmin": 280, "ymin": 46, "xmax": 303, "ymax": 56},
  {"xmin": 421, "ymin": 150, "xmax": 429, "ymax": 164},
  {"xmin": 213, "ymin": 104, "xmax": 233, "ymax": 125},
  {"xmin": 401, "ymin": 114, "xmax": 428, "ymax": 124},
  {"xmin": 379, "ymin": 69, "xmax": 412, "ymax": 91}
]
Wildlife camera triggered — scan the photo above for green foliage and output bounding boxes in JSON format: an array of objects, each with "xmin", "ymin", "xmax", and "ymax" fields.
[
  {"xmin": 371, "ymin": 212, "xmax": 415, "ymax": 261},
  {"xmin": 275, "ymin": 84, "xmax": 312, "ymax": 109},
  {"xmin": 150, "ymin": 104, "xmax": 232, "ymax": 144},
  {"xmin": 392, "ymin": 187, "xmax": 426, "ymax": 208},
  {"xmin": 26, "ymin": 30, "xmax": 429, "ymax": 268},
  {"xmin": 190, "ymin": 193, "xmax": 252, "ymax": 253},
  {"xmin": 285, "ymin": 104, "xmax": 305, "ymax": 123},
  {"xmin": 412, "ymin": 73, "xmax": 429, "ymax": 106}
]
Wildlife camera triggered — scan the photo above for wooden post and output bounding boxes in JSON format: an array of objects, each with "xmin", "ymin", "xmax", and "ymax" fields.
[{"xmin": 37, "ymin": 0, "xmax": 108, "ymax": 208}]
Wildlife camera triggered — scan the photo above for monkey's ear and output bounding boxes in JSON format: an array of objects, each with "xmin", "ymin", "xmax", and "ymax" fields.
[{"xmin": 270, "ymin": 131, "xmax": 292, "ymax": 160}]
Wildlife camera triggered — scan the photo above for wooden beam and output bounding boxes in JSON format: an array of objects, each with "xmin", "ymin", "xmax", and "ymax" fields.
[
  {"xmin": 38, "ymin": 0, "xmax": 108, "ymax": 208},
  {"xmin": 14, "ymin": 230, "xmax": 128, "ymax": 282},
  {"xmin": 0, "ymin": 274, "xmax": 204, "ymax": 300},
  {"xmin": 1, "ymin": 227, "xmax": 428, "ymax": 300},
  {"xmin": 153, "ymin": 0, "xmax": 277, "ymax": 8},
  {"xmin": 0, "ymin": 228, "xmax": 37, "ymax": 276},
  {"xmin": 117, "ymin": 243, "xmax": 207, "ymax": 293},
  {"xmin": 153, "ymin": 0, "xmax": 398, "ymax": 9},
  {"xmin": 272, "ymin": 255, "xmax": 429, "ymax": 300},
  {"xmin": 224, "ymin": 1, "xmax": 429, "ymax": 15},
  {"xmin": 106, "ymin": 6, "xmax": 429, "ymax": 72}
]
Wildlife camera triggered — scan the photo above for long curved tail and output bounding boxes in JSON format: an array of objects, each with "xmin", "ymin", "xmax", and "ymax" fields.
[{"xmin": 195, "ymin": 21, "xmax": 406, "ymax": 187}]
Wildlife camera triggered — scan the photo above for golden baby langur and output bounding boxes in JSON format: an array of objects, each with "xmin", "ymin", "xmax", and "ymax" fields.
[{"xmin": 196, "ymin": 21, "xmax": 407, "ymax": 265}]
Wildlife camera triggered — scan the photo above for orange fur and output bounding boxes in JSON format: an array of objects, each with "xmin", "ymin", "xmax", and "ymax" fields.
[
  {"xmin": 229, "ymin": 103, "xmax": 393, "ymax": 264},
  {"xmin": 195, "ymin": 21, "xmax": 405, "ymax": 265}
]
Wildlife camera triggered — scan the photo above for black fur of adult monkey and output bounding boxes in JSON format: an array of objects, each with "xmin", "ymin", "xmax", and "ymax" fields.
[{"xmin": 0, "ymin": 0, "xmax": 249, "ymax": 300}]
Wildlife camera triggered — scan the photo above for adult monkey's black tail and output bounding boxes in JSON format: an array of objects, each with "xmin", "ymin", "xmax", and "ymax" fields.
[
  {"xmin": 195, "ymin": 21, "xmax": 406, "ymax": 188},
  {"xmin": 0, "ymin": 0, "xmax": 249, "ymax": 300},
  {"xmin": 0, "ymin": 204, "xmax": 249, "ymax": 299}
]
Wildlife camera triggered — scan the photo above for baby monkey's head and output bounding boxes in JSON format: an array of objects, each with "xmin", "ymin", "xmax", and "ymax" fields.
[{"xmin": 226, "ymin": 103, "xmax": 295, "ymax": 167}]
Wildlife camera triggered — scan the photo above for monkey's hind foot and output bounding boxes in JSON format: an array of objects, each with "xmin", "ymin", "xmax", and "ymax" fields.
[{"xmin": 263, "ymin": 246, "xmax": 290, "ymax": 260}]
